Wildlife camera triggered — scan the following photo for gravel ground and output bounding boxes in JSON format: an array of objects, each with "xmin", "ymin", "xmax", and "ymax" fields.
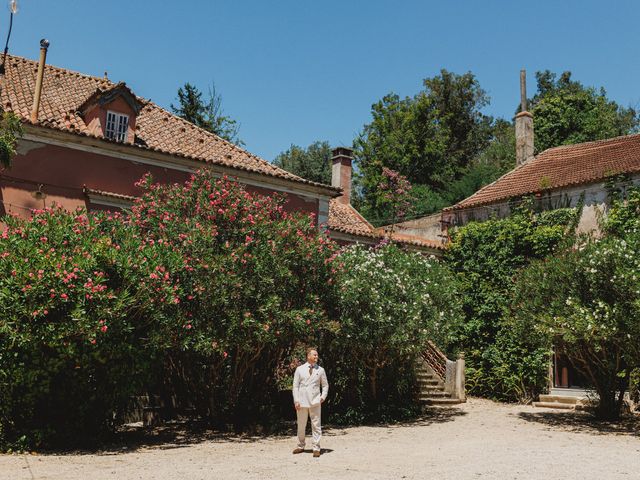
[{"xmin": 1, "ymin": 398, "xmax": 639, "ymax": 480}]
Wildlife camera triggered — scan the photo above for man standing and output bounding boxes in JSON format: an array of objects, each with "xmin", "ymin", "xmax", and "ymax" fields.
[{"xmin": 292, "ymin": 347, "xmax": 329, "ymax": 458}]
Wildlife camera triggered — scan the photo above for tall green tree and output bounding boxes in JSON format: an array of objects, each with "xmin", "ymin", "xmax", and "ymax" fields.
[
  {"xmin": 442, "ymin": 119, "xmax": 516, "ymax": 206},
  {"xmin": 530, "ymin": 70, "xmax": 639, "ymax": 153},
  {"xmin": 353, "ymin": 70, "xmax": 494, "ymax": 223},
  {"xmin": 0, "ymin": 111, "xmax": 23, "ymax": 168},
  {"xmin": 273, "ymin": 141, "xmax": 332, "ymax": 184},
  {"xmin": 171, "ymin": 82, "xmax": 243, "ymax": 146}
]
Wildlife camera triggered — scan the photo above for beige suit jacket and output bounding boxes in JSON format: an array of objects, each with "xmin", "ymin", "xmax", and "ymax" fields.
[{"xmin": 292, "ymin": 362, "xmax": 329, "ymax": 408}]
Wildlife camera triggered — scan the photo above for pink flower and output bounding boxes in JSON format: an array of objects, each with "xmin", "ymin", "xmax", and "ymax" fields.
[{"xmin": 100, "ymin": 325, "xmax": 108, "ymax": 333}]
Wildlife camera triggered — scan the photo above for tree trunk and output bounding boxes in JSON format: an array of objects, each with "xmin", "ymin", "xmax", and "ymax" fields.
[{"xmin": 370, "ymin": 365, "xmax": 379, "ymax": 402}]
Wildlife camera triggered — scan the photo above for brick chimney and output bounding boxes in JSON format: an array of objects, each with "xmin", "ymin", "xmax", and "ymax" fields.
[
  {"xmin": 331, "ymin": 147, "xmax": 353, "ymax": 205},
  {"xmin": 515, "ymin": 69, "xmax": 534, "ymax": 166}
]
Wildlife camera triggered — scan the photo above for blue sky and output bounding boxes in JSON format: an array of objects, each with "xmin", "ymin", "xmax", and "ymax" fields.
[{"xmin": 7, "ymin": 1, "xmax": 640, "ymax": 160}]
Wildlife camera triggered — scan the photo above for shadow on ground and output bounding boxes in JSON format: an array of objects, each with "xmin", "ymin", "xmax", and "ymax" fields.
[
  {"xmin": 34, "ymin": 406, "xmax": 468, "ymax": 455},
  {"xmin": 324, "ymin": 406, "xmax": 468, "ymax": 437},
  {"xmin": 107, "ymin": 420, "xmax": 293, "ymax": 453},
  {"xmin": 517, "ymin": 411, "xmax": 640, "ymax": 437}
]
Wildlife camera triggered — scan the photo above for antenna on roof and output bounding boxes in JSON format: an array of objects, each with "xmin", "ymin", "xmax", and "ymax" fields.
[{"xmin": 0, "ymin": 0, "xmax": 18, "ymax": 75}]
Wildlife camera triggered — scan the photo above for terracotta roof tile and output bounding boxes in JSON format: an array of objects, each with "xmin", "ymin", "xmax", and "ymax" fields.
[
  {"xmin": 448, "ymin": 133, "xmax": 640, "ymax": 211},
  {"xmin": 328, "ymin": 200, "xmax": 445, "ymax": 250},
  {"xmin": 328, "ymin": 200, "xmax": 377, "ymax": 237},
  {"xmin": 1, "ymin": 54, "xmax": 338, "ymax": 193}
]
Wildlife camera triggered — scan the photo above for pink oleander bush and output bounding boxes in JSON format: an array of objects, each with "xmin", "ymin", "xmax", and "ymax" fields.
[
  {"xmin": 0, "ymin": 207, "xmax": 160, "ymax": 449},
  {"xmin": 0, "ymin": 170, "xmax": 339, "ymax": 449},
  {"xmin": 127, "ymin": 172, "xmax": 339, "ymax": 428}
]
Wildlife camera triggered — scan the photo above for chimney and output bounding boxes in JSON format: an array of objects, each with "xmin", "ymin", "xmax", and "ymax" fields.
[
  {"xmin": 515, "ymin": 69, "xmax": 534, "ymax": 166},
  {"xmin": 331, "ymin": 147, "xmax": 353, "ymax": 205},
  {"xmin": 30, "ymin": 39, "xmax": 49, "ymax": 123}
]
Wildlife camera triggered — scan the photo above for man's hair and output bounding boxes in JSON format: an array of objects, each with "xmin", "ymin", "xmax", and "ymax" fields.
[{"xmin": 306, "ymin": 347, "xmax": 318, "ymax": 356}]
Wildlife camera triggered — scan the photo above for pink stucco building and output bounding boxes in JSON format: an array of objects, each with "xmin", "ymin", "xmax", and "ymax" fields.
[{"xmin": 0, "ymin": 46, "xmax": 442, "ymax": 255}]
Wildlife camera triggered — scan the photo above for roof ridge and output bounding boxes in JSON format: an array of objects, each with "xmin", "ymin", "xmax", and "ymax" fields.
[
  {"xmin": 445, "ymin": 161, "xmax": 529, "ymax": 211},
  {"xmin": 538, "ymin": 132, "xmax": 640, "ymax": 155},
  {"xmin": 346, "ymin": 203, "xmax": 375, "ymax": 231}
]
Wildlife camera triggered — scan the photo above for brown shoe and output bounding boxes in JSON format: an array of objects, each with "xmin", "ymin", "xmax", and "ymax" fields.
[
  {"xmin": 313, "ymin": 450, "xmax": 321, "ymax": 458},
  {"xmin": 293, "ymin": 448, "xmax": 304, "ymax": 454}
]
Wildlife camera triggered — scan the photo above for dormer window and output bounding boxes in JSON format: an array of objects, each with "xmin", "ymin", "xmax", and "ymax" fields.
[
  {"xmin": 105, "ymin": 111, "xmax": 129, "ymax": 142},
  {"xmin": 79, "ymin": 83, "xmax": 143, "ymax": 145}
]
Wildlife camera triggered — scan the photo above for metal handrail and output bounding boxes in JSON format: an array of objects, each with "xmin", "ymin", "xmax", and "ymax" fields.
[{"xmin": 420, "ymin": 340, "xmax": 448, "ymax": 380}]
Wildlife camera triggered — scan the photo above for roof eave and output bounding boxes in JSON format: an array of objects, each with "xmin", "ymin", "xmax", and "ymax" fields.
[{"xmin": 22, "ymin": 124, "xmax": 341, "ymax": 199}]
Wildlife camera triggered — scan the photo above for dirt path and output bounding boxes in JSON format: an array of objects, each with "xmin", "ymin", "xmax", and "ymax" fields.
[{"xmin": 2, "ymin": 398, "xmax": 639, "ymax": 480}]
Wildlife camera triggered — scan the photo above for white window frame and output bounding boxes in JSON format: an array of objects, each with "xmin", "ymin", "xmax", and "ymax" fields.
[{"xmin": 105, "ymin": 111, "xmax": 129, "ymax": 142}]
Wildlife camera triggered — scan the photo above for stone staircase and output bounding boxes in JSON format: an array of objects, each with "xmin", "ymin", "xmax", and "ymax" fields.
[
  {"xmin": 415, "ymin": 357, "xmax": 465, "ymax": 406},
  {"xmin": 533, "ymin": 390, "xmax": 589, "ymax": 411}
]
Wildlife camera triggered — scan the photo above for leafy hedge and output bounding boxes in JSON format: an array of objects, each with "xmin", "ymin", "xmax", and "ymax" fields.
[
  {"xmin": 508, "ymin": 185, "xmax": 640, "ymax": 419},
  {"xmin": 445, "ymin": 204, "xmax": 579, "ymax": 402},
  {"xmin": 0, "ymin": 170, "xmax": 459, "ymax": 449},
  {"xmin": 511, "ymin": 232, "xmax": 640, "ymax": 419},
  {"xmin": 0, "ymin": 171, "xmax": 337, "ymax": 449}
]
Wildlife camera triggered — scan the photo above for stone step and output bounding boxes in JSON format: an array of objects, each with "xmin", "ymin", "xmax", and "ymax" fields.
[
  {"xmin": 418, "ymin": 379, "xmax": 442, "ymax": 386},
  {"xmin": 421, "ymin": 397, "xmax": 464, "ymax": 406},
  {"xmin": 532, "ymin": 401, "xmax": 575, "ymax": 410},
  {"xmin": 419, "ymin": 387, "xmax": 447, "ymax": 394},
  {"xmin": 418, "ymin": 391, "xmax": 450, "ymax": 399},
  {"xmin": 538, "ymin": 394, "xmax": 580, "ymax": 405}
]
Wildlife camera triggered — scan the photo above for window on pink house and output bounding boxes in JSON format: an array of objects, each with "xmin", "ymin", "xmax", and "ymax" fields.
[{"xmin": 105, "ymin": 111, "xmax": 129, "ymax": 142}]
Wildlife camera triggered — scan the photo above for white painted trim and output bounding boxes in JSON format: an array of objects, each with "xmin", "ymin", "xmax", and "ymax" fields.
[
  {"xmin": 85, "ymin": 193, "xmax": 134, "ymax": 209},
  {"xmin": 328, "ymin": 230, "xmax": 378, "ymax": 244}
]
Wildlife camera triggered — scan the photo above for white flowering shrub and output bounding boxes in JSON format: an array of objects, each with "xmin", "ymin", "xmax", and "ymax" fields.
[
  {"xmin": 512, "ymin": 233, "xmax": 640, "ymax": 419},
  {"xmin": 322, "ymin": 243, "xmax": 462, "ymax": 421}
]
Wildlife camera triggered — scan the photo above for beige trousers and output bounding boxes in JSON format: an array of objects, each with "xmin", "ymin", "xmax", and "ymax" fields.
[{"xmin": 296, "ymin": 404, "xmax": 321, "ymax": 451}]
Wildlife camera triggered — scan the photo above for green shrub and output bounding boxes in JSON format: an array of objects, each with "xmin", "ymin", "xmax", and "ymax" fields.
[
  {"xmin": 0, "ymin": 170, "xmax": 465, "ymax": 449},
  {"xmin": 323, "ymin": 244, "xmax": 462, "ymax": 421},
  {"xmin": 604, "ymin": 184, "xmax": 640, "ymax": 237},
  {"xmin": 127, "ymin": 172, "xmax": 339, "ymax": 428},
  {"xmin": 0, "ymin": 208, "xmax": 160, "ymax": 449},
  {"xmin": 0, "ymin": 171, "xmax": 338, "ymax": 449},
  {"xmin": 445, "ymin": 205, "xmax": 578, "ymax": 402},
  {"xmin": 511, "ymin": 233, "xmax": 640, "ymax": 419}
]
